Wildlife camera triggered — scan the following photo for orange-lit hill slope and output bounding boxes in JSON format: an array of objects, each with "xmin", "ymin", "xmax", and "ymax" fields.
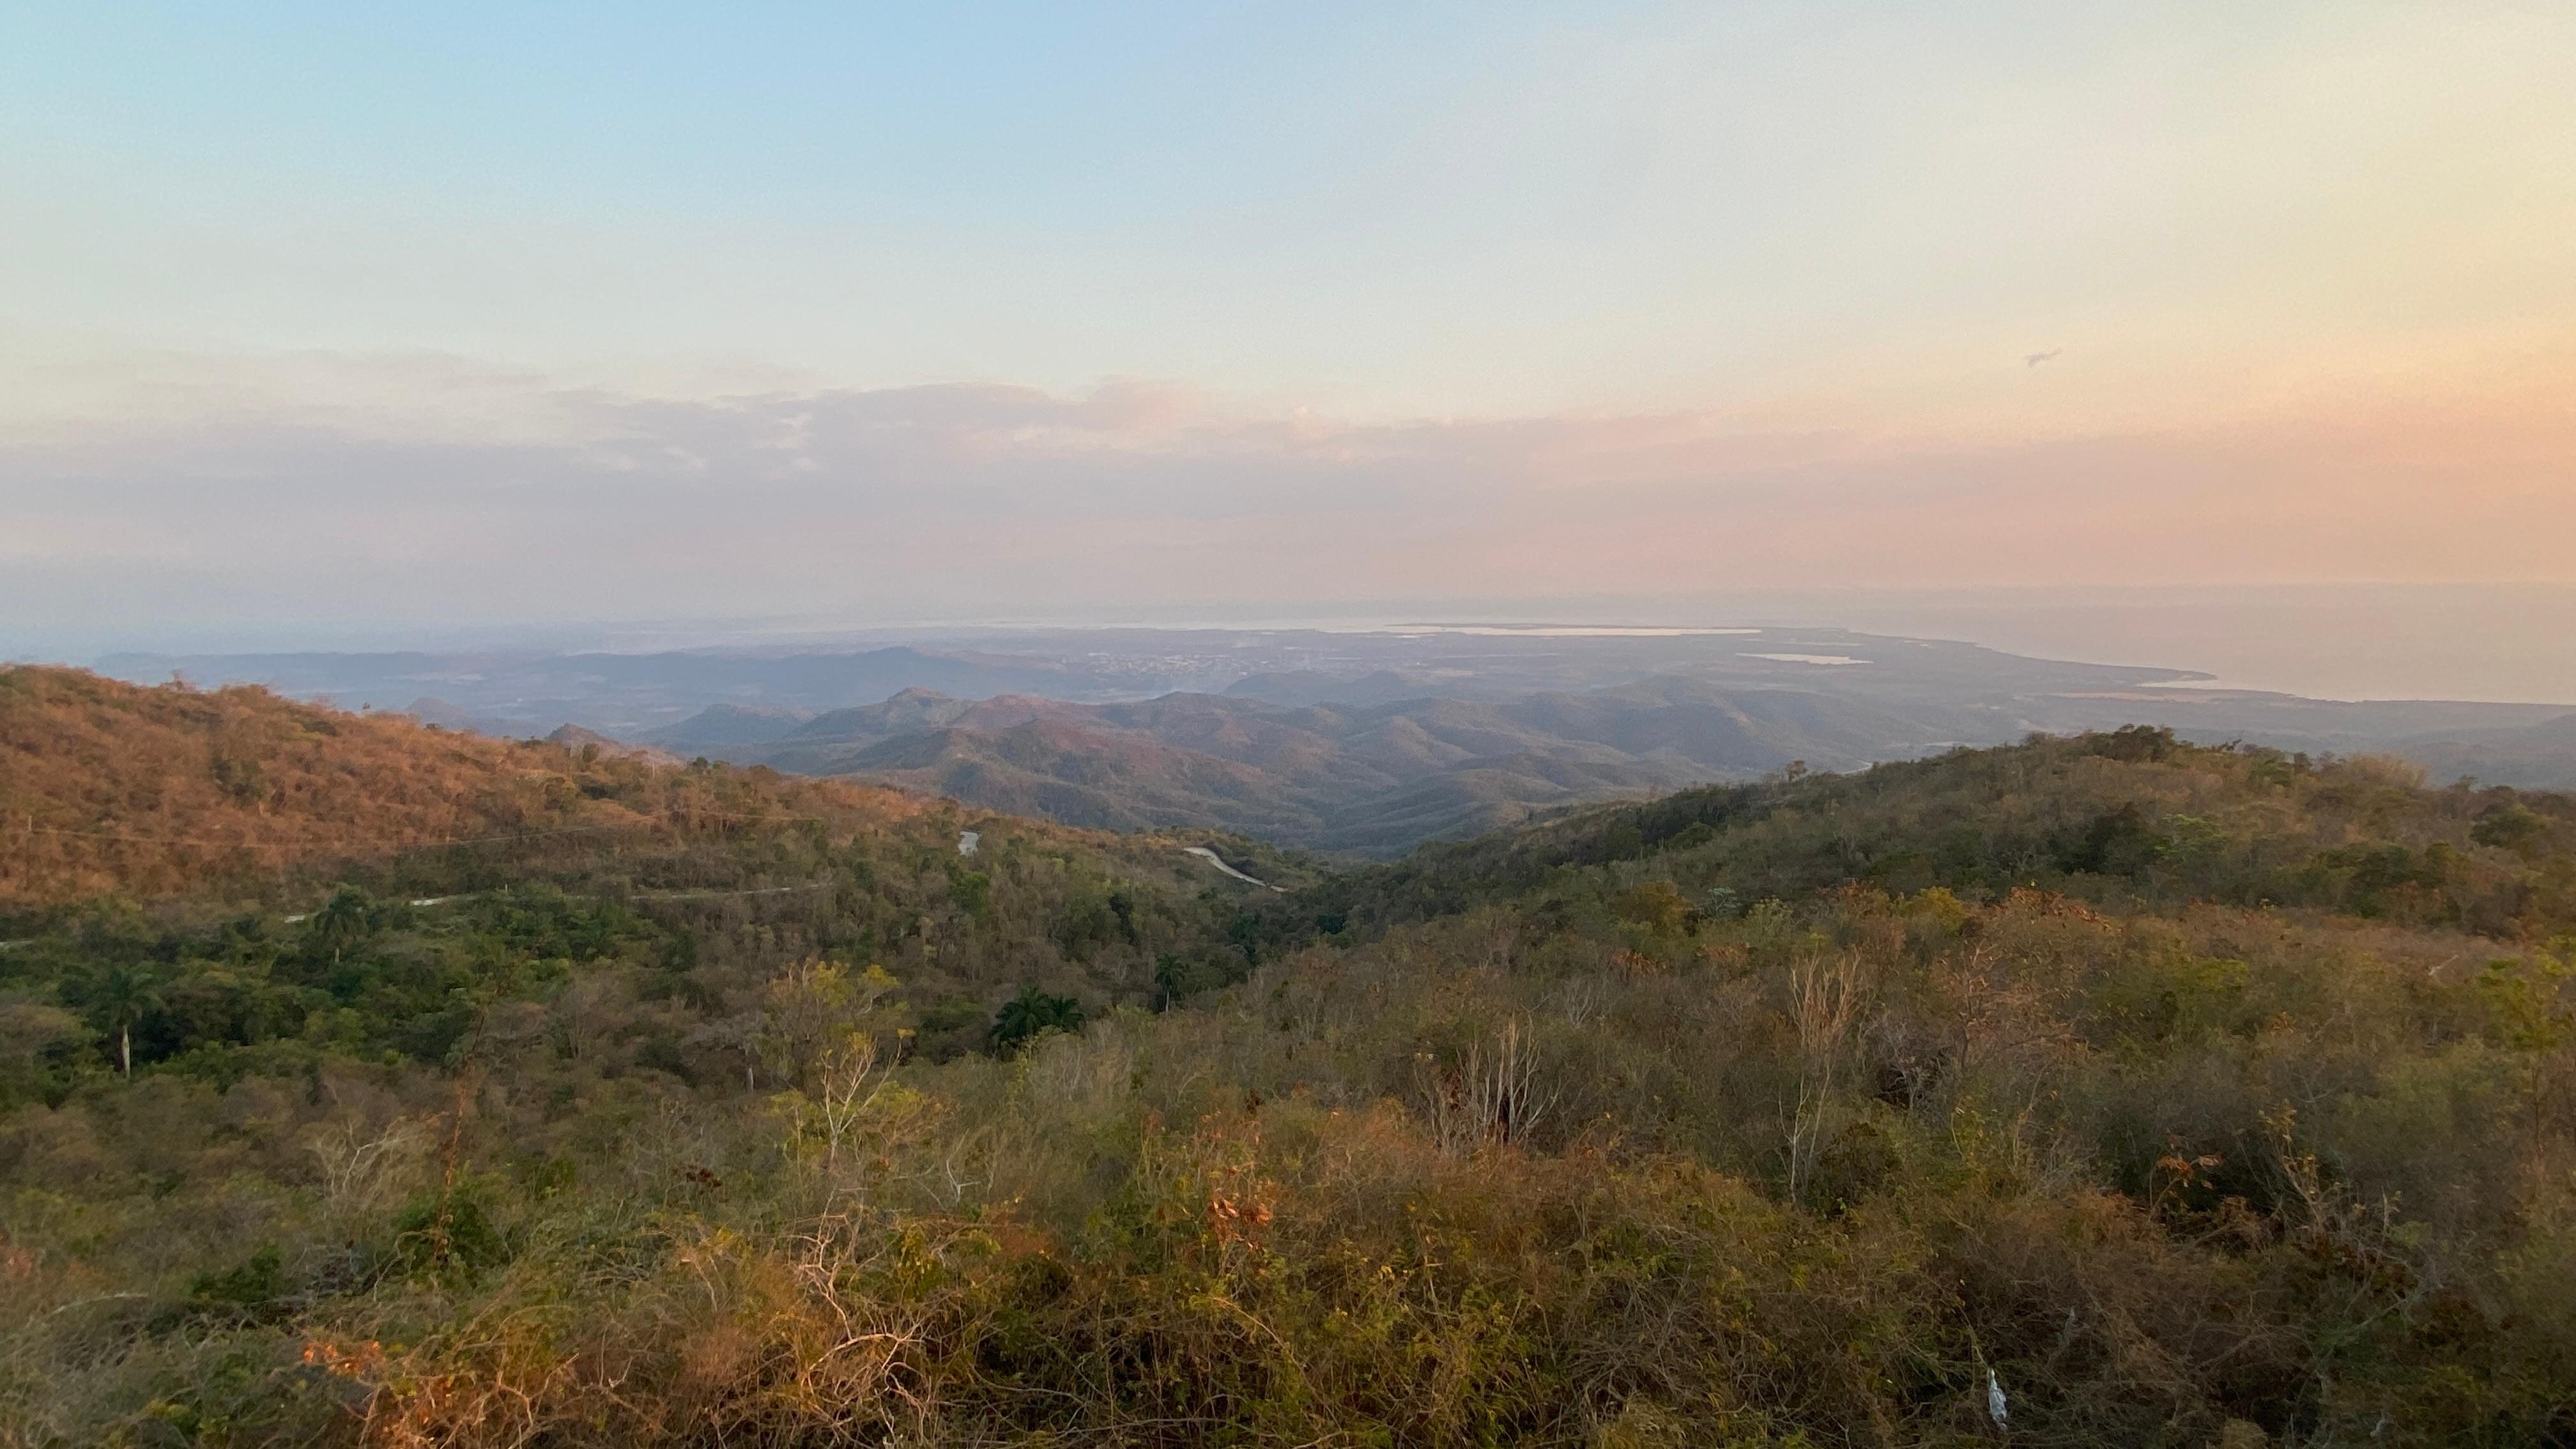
[{"xmin": 0, "ymin": 665, "xmax": 924, "ymax": 910}]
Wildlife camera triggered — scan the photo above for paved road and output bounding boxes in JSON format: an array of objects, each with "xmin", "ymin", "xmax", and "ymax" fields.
[{"xmin": 1181, "ymin": 846, "xmax": 1280, "ymax": 890}]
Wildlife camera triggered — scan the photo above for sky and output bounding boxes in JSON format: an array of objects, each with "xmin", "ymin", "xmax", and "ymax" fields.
[{"xmin": 3, "ymin": 1, "xmax": 2573, "ymax": 685}]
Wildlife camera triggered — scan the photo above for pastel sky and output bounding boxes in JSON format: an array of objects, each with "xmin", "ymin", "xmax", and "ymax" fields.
[{"xmin": 3, "ymin": 1, "xmax": 2572, "ymax": 645}]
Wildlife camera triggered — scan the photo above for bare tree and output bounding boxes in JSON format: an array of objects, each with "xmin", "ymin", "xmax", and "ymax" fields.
[
  {"xmin": 813, "ymin": 1034, "xmax": 890, "ymax": 1172},
  {"xmin": 1787, "ymin": 953, "xmax": 1865, "ymax": 1205},
  {"xmin": 1423, "ymin": 1018, "xmax": 1558, "ymax": 1155},
  {"xmin": 307, "ymin": 1116, "xmax": 433, "ymax": 1211}
]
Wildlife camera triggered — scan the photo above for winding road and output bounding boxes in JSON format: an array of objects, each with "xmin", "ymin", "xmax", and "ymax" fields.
[{"xmin": 1181, "ymin": 846, "xmax": 1281, "ymax": 891}]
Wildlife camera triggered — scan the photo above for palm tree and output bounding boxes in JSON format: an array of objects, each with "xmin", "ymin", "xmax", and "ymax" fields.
[
  {"xmin": 86, "ymin": 963, "xmax": 165, "ymax": 1079},
  {"xmin": 308, "ymin": 885, "xmax": 378, "ymax": 966}
]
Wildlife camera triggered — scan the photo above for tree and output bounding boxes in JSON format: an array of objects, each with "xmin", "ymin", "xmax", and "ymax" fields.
[
  {"xmin": 2473, "ymin": 801, "xmax": 2550, "ymax": 855},
  {"xmin": 83, "ymin": 963, "xmax": 165, "ymax": 1078},
  {"xmin": 1614, "ymin": 881, "xmax": 1690, "ymax": 935},
  {"xmin": 2481, "ymin": 946, "xmax": 2573, "ymax": 1156},
  {"xmin": 307, "ymin": 885, "xmax": 380, "ymax": 966},
  {"xmin": 760, "ymin": 959, "xmax": 898, "ymax": 1086},
  {"xmin": 988, "ymin": 986, "xmax": 1084, "ymax": 1052}
]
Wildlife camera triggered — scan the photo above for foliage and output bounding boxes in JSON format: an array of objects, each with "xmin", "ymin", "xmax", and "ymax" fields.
[
  {"xmin": 988, "ymin": 985, "xmax": 1086, "ymax": 1052},
  {"xmin": 2, "ymin": 682, "xmax": 2574, "ymax": 1445},
  {"xmin": 1279, "ymin": 727, "xmax": 2576, "ymax": 940}
]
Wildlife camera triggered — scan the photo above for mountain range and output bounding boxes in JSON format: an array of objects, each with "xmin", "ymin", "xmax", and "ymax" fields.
[
  {"xmin": 627, "ymin": 676, "xmax": 1988, "ymax": 853},
  {"xmin": 84, "ymin": 627, "xmax": 2576, "ymax": 854}
]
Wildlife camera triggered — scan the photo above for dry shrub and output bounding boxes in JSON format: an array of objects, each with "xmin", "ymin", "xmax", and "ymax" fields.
[
  {"xmin": 1418, "ymin": 1018, "xmax": 1558, "ymax": 1156},
  {"xmin": 0, "ymin": 664, "xmax": 923, "ymax": 910}
]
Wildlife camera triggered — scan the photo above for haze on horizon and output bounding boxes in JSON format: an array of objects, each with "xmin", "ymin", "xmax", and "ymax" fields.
[{"xmin": 4, "ymin": 2, "xmax": 2572, "ymax": 695}]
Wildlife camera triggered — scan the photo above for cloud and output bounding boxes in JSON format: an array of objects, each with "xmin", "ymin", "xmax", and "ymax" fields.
[{"xmin": 1, "ymin": 348, "xmax": 2570, "ymax": 649}]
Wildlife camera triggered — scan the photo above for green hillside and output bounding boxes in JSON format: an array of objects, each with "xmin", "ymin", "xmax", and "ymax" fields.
[
  {"xmin": 1300, "ymin": 723, "xmax": 2576, "ymax": 937},
  {"xmin": 4, "ymin": 680, "xmax": 2573, "ymax": 1446}
]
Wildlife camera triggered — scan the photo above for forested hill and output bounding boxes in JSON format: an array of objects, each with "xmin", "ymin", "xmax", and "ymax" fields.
[
  {"xmin": 0, "ymin": 664, "xmax": 1284, "ymax": 1059},
  {"xmin": 1294, "ymin": 724, "xmax": 2576, "ymax": 940},
  {"xmin": 4, "ymin": 678, "xmax": 2575, "ymax": 1445}
]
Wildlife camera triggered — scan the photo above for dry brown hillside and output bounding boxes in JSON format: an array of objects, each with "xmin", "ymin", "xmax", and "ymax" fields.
[{"xmin": 0, "ymin": 665, "xmax": 921, "ymax": 909}]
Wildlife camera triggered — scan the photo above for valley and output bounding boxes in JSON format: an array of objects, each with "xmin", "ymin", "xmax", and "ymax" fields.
[
  {"xmin": 91, "ymin": 627, "xmax": 2576, "ymax": 857},
  {"xmin": 3, "ymin": 666, "xmax": 2572, "ymax": 1443}
]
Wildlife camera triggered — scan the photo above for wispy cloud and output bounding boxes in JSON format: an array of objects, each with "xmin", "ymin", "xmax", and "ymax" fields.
[{"xmin": 3, "ymin": 349, "xmax": 2571, "ymax": 648}]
